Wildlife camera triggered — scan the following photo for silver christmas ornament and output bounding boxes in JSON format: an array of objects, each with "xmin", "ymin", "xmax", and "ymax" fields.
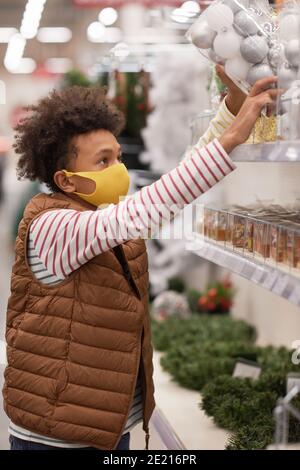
[
  {"xmin": 262, "ymin": 21, "xmax": 277, "ymax": 35},
  {"xmin": 234, "ymin": 10, "xmax": 259, "ymax": 37},
  {"xmin": 189, "ymin": 20, "xmax": 216, "ymax": 49},
  {"xmin": 268, "ymin": 41, "xmax": 284, "ymax": 71},
  {"xmin": 285, "ymin": 39, "xmax": 300, "ymax": 68},
  {"xmin": 249, "ymin": 7, "xmax": 263, "ymax": 18},
  {"xmin": 208, "ymin": 48, "xmax": 225, "ymax": 65},
  {"xmin": 278, "ymin": 62, "xmax": 298, "ymax": 89},
  {"xmin": 240, "ymin": 34, "xmax": 269, "ymax": 63},
  {"xmin": 247, "ymin": 63, "xmax": 273, "ymax": 86}
]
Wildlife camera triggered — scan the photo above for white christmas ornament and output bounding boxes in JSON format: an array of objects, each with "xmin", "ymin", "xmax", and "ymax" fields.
[
  {"xmin": 189, "ymin": 19, "xmax": 216, "ymax": 49},
  {"xmin": 208, "ymin": 48, "xmax": 225, "ymax": 64},
  {"xmin": 247, "ymin": 63, "xmax": 273, "ymax": 86},
  {"xmin": 280, "ymin": 14, "xmax": 300, "ymax": 42},
  {"xmin": 225, "ymin": 55, "xmax": 251, "ymax": 81},
  {"xmin": 234, "ymin": 10, "xmax": 259, "ymax": 37},
  {"xmin": 152, "ymin": 291, "xmax": 190, "ymax": 322},
  {"xmin": 278, "ymin": 63, "xmax": 298, "ymax": 89},
  {"xmin": 213, "ymin": 29, "xmax": 241, "ymax": 59},
  {"xmin": 285, "ymin": 39, "xmax": 300, "ymax": 68},
  {"xmin": 205, "ymin": 3, "xmax": 234, "ymax": 32},
  {"xmin": 240, "ymin": 34, "xmax": 269, "ymax": 63}
]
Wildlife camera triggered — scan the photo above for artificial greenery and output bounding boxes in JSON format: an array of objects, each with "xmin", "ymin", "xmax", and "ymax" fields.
[
  {"xmin": 151, "ymin": 315, "xmax": 256, "ymax": 352},
  {"xmin": 186, "ymin": 288, "xmax": 202, "ymax": 312},
  {"xmin": 201, "ymin": 372, "xmax": 300, "ymax": 449},
  {"xmin": 151, "ymin": 314, "xmax": 300, "ymax": 449},
  {"xmin": 168, "ymin": 277, "xmax": 186, "ymax": 293},
  {"xmin": 160, "ymin": 341, "xmax": 260, "ymax": 391},
  {"xmin": 61, "ymin": 69, "xmax": 93, "ymax": 88}
]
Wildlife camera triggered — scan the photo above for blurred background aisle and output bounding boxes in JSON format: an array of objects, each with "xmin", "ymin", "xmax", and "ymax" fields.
[{"xmin": 1, "ymin": 0, "xmax": 300, "ymax": 451}]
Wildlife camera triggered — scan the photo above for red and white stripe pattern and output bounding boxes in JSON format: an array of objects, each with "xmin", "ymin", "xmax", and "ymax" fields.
[
  {"xmin": 29, "ymin": 139, "xmax": 235, "ymax": 280},
  {"xmin": 13, "ymin": 104, "xmax": 236, "ymax": 449}
]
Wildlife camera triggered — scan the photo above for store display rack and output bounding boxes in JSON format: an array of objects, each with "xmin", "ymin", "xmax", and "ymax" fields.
[
  {"xmin": 230, "ymin": 141, "xmax": 300, "ymax": 162},
  {"xmin": 187, "ymin": 235, "xmax": 300, "ymax": 307}
]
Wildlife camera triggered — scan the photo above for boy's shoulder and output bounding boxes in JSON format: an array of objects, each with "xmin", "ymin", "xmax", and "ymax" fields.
[{"xmin": 23, "ymin": 192, "xmax": 83, "ymax": 223}]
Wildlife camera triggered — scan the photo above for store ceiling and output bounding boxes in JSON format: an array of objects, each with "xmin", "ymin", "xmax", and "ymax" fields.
[
  {"xmin": 0, "ymin": 0, "xmax": 191, "ymax": 73},
  {"xmin": 0, "ymin": 0, "xmax": 99, "ymax": 66}
]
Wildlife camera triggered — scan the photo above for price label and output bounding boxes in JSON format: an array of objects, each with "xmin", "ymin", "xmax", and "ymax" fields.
[
  {"xmin": 242, "ymin": 264, "xmax": 255, "ymax": 278},
  {"xmin": 218, "ymin": 252, "xmax": 227, "ymax": 266},
  {"xmin": 233, "ymin": 258, "xmax": 245, "ymax": 273},
  {"xmin": 273, "ymin": 275, "xmax": 290, "ymax": 296},
  {"xmin": 233, "ymin": 360, "xmax": 262, "ymax": 380},
  {"xmin": 251, "ymin": 267, "xmax": 265, "ymax": 283},
  {"xmin": 263, "ymin": 270, "xmax": 278, "ymax": 290}
]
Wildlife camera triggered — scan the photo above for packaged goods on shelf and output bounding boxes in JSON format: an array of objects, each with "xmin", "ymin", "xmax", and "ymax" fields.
[
  {"xmin": 200, "ymin": 204, "xmax": 300, "ymax": 276},
  {"xmin": 186, "ymin": 0, "xmax": 276, "ymax": 94}
]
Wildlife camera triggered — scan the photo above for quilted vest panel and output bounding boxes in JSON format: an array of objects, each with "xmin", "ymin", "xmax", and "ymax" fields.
[{"xmin": 3, "ymin": 192, "xmax": 155, "ymax": 450}]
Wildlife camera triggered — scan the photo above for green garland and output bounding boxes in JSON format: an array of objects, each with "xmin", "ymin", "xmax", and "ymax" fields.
[
  {"xmin": 201, "ymin": 373, "xmax": 300, "ymax": 449},
  {"xmin": 151, "ymin": 315, "xmax": 300, "ymax": 449},
  {"xmin": 160, "ymin": 341, "xmax": 260, "ymax": 391},
  {"xmin": 151, "ymin": 315, "xmax": 256, "ymax": 352}
]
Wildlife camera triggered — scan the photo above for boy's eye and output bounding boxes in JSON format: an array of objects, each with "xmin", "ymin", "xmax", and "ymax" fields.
[{"xmin": 98, "ymin": 158, "xmax": 108, "ymax": 166}]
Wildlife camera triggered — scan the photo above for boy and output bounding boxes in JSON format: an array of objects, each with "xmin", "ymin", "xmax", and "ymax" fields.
[{"xmin": 3, "ymin": 72, "xmax": 278, "ymax": 450}]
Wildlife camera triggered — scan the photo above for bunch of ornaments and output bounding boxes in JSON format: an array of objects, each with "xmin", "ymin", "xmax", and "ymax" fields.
[
  {"xmin": 187, "ymin": 0, "xmax": 300, "ymax": 140},
  {"xmin": 186, "ymin": 0, "xmax": 278, "ymax": 93}
]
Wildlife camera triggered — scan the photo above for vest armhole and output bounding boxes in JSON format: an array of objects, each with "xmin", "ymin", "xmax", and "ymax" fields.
[{"xmin": 23, "ymin": 208, "xmax": 79, "ymax": 290}]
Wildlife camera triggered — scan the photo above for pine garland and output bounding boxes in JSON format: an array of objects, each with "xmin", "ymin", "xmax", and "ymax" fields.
[{"xmin": 152, "ymin": 315, "xmax": 300, "ymax": 449}]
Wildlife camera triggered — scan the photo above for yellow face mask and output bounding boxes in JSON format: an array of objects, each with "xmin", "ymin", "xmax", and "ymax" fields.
[{"xmin": 63, "ymin": 163, "xmax": 130, "ymax": 207}]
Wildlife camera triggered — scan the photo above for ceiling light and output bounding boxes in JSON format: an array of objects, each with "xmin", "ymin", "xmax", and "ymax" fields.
[
  {"xmin": 20, "ymin": 0, "xmax": 47, "ymax": 39},
  {"xmin": 98, "ymin": 7, "xmax": 118, "ymax": 26},
  {"xmin": 170, "ymin": 8, "xmax": 191, "ymax": 23},
  {"xmin": 181, "ymin": 1, "xmax": 201, "ymax": 14},
  {"xmin": 4, "ymin": 33, "xmax": 26, "ymax": 72},
  {"xmin": 0, "ymin": 28, "xmax": 18, "ymax": 43},
  {"xmin": 87, "ymin": 22, "xmax": 106, "ymax": 42},
  {"xmin": 37, "ymin": 27, "xmax": 72, "ymax": 43},
  {"xmin": 9, "ymin": 58, "xmax": 36, "ymax": 74}
]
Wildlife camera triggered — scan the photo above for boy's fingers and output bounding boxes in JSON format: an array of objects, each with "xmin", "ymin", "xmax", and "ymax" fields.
[
  {"xmin": 215, "ymin": 64, "xmax": 236, "ymax": 89},
  {"xmin": 250, "ymin": 76, "xmax": 278, "ymax": 97}
]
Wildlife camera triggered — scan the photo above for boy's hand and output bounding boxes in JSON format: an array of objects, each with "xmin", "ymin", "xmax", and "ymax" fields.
[
  {"xmin": 216, "ymin": 64, "xmax": 247, "ymax": 116},
  {"xmin": 219, "ymin": 76, "xmax": 280, "ymax": 154}
]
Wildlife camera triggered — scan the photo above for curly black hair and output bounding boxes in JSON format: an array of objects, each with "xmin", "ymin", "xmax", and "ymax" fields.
[{"xmin": 15, "ymin": 86, "xmax": 125, "ymax": 193}]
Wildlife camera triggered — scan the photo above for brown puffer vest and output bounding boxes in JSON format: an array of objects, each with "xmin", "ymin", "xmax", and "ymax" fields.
[{"xmin": 3, "ymin": 191, "xmax": 155, "ymax": 450}]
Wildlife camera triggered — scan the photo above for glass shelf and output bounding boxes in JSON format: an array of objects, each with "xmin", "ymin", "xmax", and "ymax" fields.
[
  {"xmin": 186, "ymin": 235, "xmax": 300, "ymax": 307},
  {"xmin": 230, "ymin": 141, "xmax": 300, "ymax": 162}
]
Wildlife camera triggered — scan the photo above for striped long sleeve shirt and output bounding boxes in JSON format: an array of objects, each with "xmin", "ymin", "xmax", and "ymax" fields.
[{"xmin": 9, "ymin": 99, "xmax": 236, "ymax": 448}]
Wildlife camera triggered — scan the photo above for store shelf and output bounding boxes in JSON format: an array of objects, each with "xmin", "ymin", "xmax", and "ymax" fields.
[
  {"xmin": 187, "ymin": 236, "xmax": 300, "ymax": 307},
  {"xmin": 230, "ymin": 141, "xmax": 300, "ymax": 162}
]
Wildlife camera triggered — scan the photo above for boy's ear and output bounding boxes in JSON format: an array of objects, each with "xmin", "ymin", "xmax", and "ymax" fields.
[{"xmin": 53, "ymin": 170, "xmax": 76, "ymax": 193}]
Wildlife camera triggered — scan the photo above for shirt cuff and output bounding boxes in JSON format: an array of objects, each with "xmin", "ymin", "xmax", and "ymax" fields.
[{"xmin": 219, "ymin": 97, "xmax": 236, "ymax": 126}]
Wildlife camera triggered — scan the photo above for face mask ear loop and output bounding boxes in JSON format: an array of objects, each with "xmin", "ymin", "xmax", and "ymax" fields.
[{"xmin": 62, "ymin": 170, "xmax": 98, "ymax": 198}]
